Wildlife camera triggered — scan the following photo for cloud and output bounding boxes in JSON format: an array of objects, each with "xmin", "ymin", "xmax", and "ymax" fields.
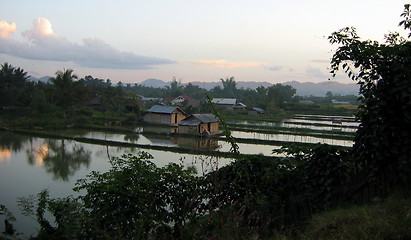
[
  {"xmin": 267, "ymin": 65, "xmax": 283, "ymax": 71},
  {"xmin": 188, "ymin": 59, "xmax": 262, "ymax": 69},
  {"xmin": 0, "ymin": 18, "xmax": 175, "ymax": 69},
  {"xmin": 306, "ymin": 66, "xmax": 327, "ymax": 79},
  {"xmin": 23, "ymin": 18, "xmax": 54, "ymax": 39},
  {"xmin": 0, "ymin": 20, "xmax": 16, "ymax": 38}
]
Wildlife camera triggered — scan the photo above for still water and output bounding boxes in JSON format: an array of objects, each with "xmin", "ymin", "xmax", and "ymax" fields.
[
  {"xmin": 0, "ymin": 121, "xmax": 354, "ymax": 236},
  {"xmin": 0, "ymin": 131, "xmax": 233, "ymax": 236}
]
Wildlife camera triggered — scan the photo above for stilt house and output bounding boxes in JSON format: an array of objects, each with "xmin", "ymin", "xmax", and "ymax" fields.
[
  {"xmin": 143, "ymin": 105, "xmax": 187, "ymax": 126},
  {"xmin": 178, "ymin": 114, "xmax": 220, "ymax": 135}
]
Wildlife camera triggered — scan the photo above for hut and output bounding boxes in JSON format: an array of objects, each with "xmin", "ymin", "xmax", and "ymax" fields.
[
  {"xmin": 143, "ymin": 105, "xmax": 187, "ymax": 126},
  {"xmin": 178, "ymin": 114, "xmax": 220, "ymax": 135}
]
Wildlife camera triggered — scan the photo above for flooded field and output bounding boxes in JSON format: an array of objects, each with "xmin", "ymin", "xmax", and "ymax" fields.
[{"xmin": 0, "ymin": 114, "xmax": 357, "ymax": 236}]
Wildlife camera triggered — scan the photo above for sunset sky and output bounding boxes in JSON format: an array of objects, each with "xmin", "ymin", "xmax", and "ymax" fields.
[{"xmin": 0, "ymin": 0, "xmax": 408, "ymax": 84}]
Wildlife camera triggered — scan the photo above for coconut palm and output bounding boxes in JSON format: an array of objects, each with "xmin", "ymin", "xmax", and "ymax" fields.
[
  {"xmin": 50, "ymin": 69, "xmax": 86, "ymax": 122},
  {"xmin": 0, "ymin": 63, "xmax": 30, "ymax": 107}
]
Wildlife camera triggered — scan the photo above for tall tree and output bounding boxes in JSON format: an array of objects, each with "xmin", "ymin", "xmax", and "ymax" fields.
[
  {"xmin": 220, "ymin": 76, "xmax": 237, "ymax": 98},
  {"xmin": 164, "ymin": 77, "xmax": 183, "ymax": 97},
  {"xmin": 50, "ymin": 69, "xmax": 87, "ymax": 121},
  {"xmin": 329, "ymin": 4, "xmax": 411, "ymax": 190},
  {"xmin": 0, "ymin": 63, "xmax": 30, "ymax": 107}
]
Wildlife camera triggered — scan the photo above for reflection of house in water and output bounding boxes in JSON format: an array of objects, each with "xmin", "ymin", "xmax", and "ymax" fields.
[
  {"xmin": 143, "ymin": 105, "xmax": 187, "ymax": 126},
  {"xmin": 145, "ymin": 135, "xmax": 178, "ymax": 147},
  {"xmin": 176, "ymin": 137, "xmax": 219, "ymax": 150},
  {"xmin": 178, "ymin": 114, "xmax": 220, "ymax": 136},
  {"xmin": 143, "ymin": 126, "xmax": 178, "ymax": 133},
  {"xmin": 143, "ymin": 134, "xmax": 219, "ymax": 150}
]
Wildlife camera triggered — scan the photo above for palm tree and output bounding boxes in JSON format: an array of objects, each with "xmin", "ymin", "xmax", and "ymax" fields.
[
  {"xmin": 0, "ymin": 63, "xmax": 30, "ymax": 107},
  {"xmin": 50, "ymin": 69, "xmax": 80, "ymax": 121},
  {"xmin": 220, "ymin": 76, "xmax": 237, "ymax": 98}
]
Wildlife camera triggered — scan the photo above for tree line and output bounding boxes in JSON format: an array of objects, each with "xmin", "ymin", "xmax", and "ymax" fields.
[{"xmin": 0, "ymin": 64, "xmax": 303, "ymax": 125}]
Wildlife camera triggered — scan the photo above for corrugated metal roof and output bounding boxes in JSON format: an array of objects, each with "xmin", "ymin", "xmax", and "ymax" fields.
[
  {"xmin": 178, "ymin": 114, "xmax": 218, "ymax": 126},
  {"xmin": 146, "ymin": 105, "xmax": 184, "ymax": 114},
  {"xmin": 192, "ymin": 114, "xmax": 219, "ymax": 123},
  {"xmin": 211, "ymin": 98, "xmax": 237, "ymax": 105}
]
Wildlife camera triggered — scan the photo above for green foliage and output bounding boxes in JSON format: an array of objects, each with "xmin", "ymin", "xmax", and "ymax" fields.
[
  {"xmin": 73, "ymin": 152, "xmax": 201, "ymax": 239},
  {"xmin": 18, "ymin": 190, "xmax": 83, "ymax": 240},
  {"xmin": 0, "ymin": 62, "xmax": 30, "ymax": 108},
  {"xmin": 0, "ymin": 204, "xmax": 16, "ymax": 223},
  {"xmin": 206, "ymin": 94, "xmax": 240, "ymax": 154},
  {"xmin": 329, "ymin": 4, "xmax": 411, "ymax": 192}
]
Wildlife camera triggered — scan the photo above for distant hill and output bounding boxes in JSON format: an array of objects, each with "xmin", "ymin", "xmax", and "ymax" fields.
[
  {"xmin": 140, "ymin": 78, "xmax": 169, "ymax": 88},
  {"xmin": 29, "ymin": 76, "xmax": 52, "ymax": 83},
  {"xmin": 139, "ymin": 79, "xmax": 359, "ymax": 96},
  {"xmin": 283, "ymin": 81, "xmax": 359, "ymax": 96}
]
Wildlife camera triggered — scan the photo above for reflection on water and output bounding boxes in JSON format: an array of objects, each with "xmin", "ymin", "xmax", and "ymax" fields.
[
  {"xmin": 25, "ymin": 139, "xmax": 92, "ymax": 181},
  {"xmin": 231, "ymin": 114, "xmax": 359, "ymax": 133},
  {"xmin": 0, "ymin": 131, "xmax": 234, "ymax": 236},
  {"xmin": 26, "ymin": 144, "xmax": 48, "ymax": 166},
  {"xmin": 0, "ymin": 131, "xmax": 30, "ymax": 152},
  {"xmin": 230, "ymin": 131, "xmax": 353, "ymax": 147},
  {"xmin": 0, "ymin": 148, "xmax": 12, "ymax": 162}
]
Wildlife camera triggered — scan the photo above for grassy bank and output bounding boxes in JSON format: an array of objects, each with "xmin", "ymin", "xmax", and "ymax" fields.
[{"xmin": 272, "ymin": 192, "xmax": 411, "ymax": 240}]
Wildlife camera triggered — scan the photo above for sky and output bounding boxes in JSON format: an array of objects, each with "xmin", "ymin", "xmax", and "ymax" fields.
[{"xmin": 0, "ymin": 0, "xmax": 408, "ymax": 84}]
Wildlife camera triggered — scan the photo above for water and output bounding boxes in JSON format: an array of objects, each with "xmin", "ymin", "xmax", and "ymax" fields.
[
  {"xmin": 0, "ymin": 115, "xmax": 356, "ymax": 236},
  {"xmin": 0, "ymin": 132, "xmax": 233, "ymax": 237},
  {"xmin": 230, "ymin": 114, "xmax": 359, "ymax": 133}
]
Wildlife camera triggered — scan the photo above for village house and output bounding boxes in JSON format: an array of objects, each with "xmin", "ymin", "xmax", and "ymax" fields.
[
  {"xmin": 163, "ymin": 95, "xmax": 200, "ymax": 108},
  {"xmin": 178, "ymin": 114, "xmax": 220, "ymax": 136},
  {"xmin": 143, "ymin": 105, "xmax": 187, "ymax": 126},
  {"xmin": 211, "ymin": 98, "xmax": 246, "ymax": 110},
  {"xmin": 139, "ymin": 96, "xmax": 163, "ymax": 108}
]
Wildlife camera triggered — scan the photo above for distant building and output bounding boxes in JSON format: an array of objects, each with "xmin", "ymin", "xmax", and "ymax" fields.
[
  {"xmin": 178, "ymin": 114, "xmax": 220, "ymax": 135},
  {"xmin": 332, "ymin": 99, "xmax": 351, "ymax": 105},
  {"xmin": 143, "ymin": 105, "xmax": 187, "ymax": 126},
  {"xmin": 298, "ymin": 99, "xmax": 315, "ymax": 104},
  {"xmin": 211, "ymin": 98, "xmax": 237, "ymax": 106},
  {"xmin": 139, "ymin": 96, "xmax": 162, "ymax": 107},
  {"xmin": 211, "ymin": 98, "xmax": 246, "ymax": 110},
  {"xmin": 167, "ymin": 95, "xmax": 200, "ymax": 108},
  {"xmin": 248, "ymin": 107, "xmax": 265, "ymax": 117}
]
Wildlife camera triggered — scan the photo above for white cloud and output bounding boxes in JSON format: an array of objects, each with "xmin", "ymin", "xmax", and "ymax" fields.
[
  {"xmin": 188, "ymin": 59, "xmax": 263, "ymax": 69},
  {"xmin": 22, "ymin": 18, "xmax": 54, "ymax": 39},
  {"xmin": 0, "ymin": 18, "xmax": 175, "ymax": 69},
  {"xmin": 0, "ymin": 20, "xmax": 16, "ymax": 38}
]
